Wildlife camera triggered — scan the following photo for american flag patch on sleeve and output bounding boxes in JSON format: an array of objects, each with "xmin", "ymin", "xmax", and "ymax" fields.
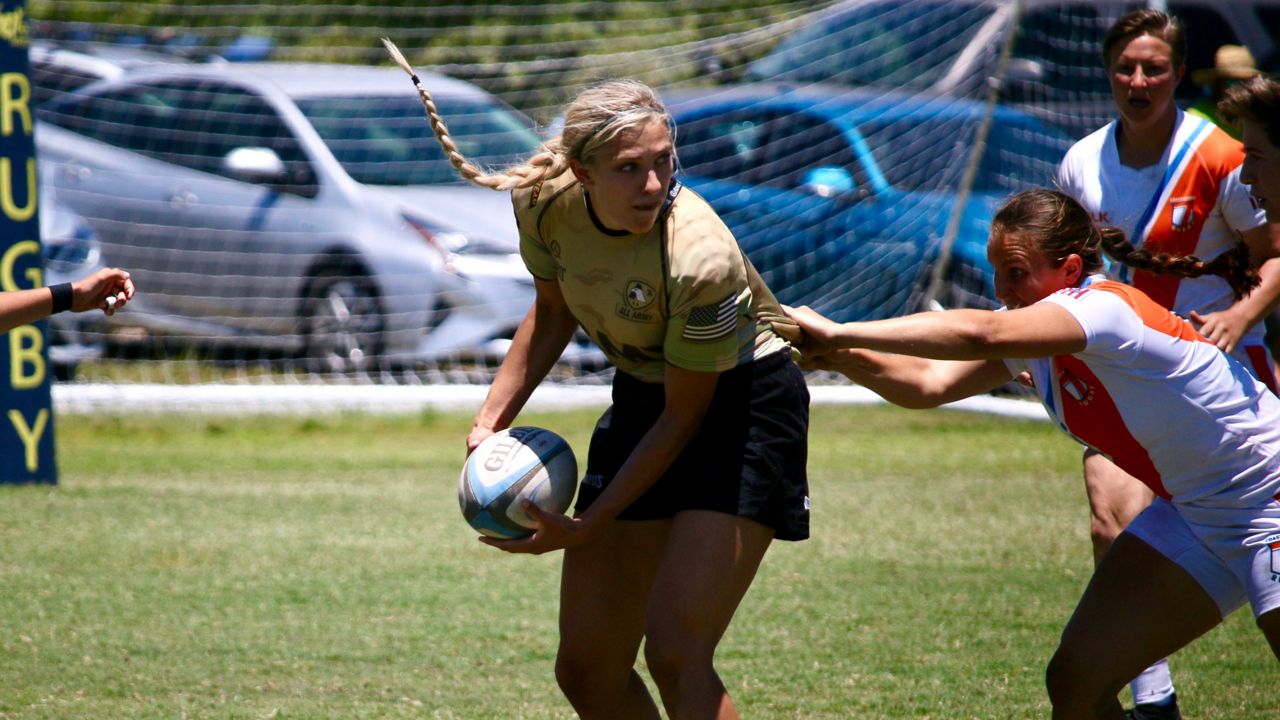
[{"xmin": 682, "ymin": 294, "xmax": 739, "ymax": 342}]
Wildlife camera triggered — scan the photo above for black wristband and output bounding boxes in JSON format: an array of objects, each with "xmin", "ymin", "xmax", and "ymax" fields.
[{"xmin": 49, "ymin": 283, "xmax": 73, "ymax": 314}]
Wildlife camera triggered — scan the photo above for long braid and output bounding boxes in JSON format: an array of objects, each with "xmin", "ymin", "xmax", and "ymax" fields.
[
  {"xmin": 1100, "ymin": 231, "xmax": 1260, "ymax": 299},
  {"xmin": 994, "ymin": 189, "xmax": 1260, "ymax": 300},
  {"xmin": 382, "ymin": 38, "xmax": 568, "ymax": 191},
  {"xmin": 384, "ymin": 39, "xmax": 671, "ymax": 195},
  {"xmin": 1203, "ymin": 242, "xmax": 1261, "ymax": 299}
]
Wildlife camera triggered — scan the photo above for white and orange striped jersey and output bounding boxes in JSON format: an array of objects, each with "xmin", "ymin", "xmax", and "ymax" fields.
[
  {"xmin": 1006, "ymin": 277, "xmax": 1280, "ymax": 508},
  {"xmin": 1057, "ymin": 111, "xmax": 1268, "ymax": 348}
]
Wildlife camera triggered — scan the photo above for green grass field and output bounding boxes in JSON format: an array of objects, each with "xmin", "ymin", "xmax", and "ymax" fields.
[{"xmin": 1, "ymin": 405, "xmax": 1274, "ymax": 719}]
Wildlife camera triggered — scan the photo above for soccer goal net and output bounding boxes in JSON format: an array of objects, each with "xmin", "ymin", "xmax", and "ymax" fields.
[{"xmin": 24, "ymin": 0, "xmax": 1144, "ymax": 390}]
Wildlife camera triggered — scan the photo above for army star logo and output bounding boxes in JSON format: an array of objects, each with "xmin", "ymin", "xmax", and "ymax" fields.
[
  {"xmin": 625, "ymin": 280, "xmax": 656, "ymax": 310},
  {"xmin": 616, "ymin": 279, "xmax": 657, "ymax": 322}
]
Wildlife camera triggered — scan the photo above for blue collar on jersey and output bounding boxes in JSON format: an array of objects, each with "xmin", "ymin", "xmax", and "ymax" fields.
[{"xmin": 661, "ymin": 177, "xmax": 683, "ymax": 216}]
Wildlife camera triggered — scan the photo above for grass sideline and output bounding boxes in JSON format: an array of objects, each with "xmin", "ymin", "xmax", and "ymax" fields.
[{"xmin": 0, "ymin": 406, "xmax": 1273, "ymax": 719}]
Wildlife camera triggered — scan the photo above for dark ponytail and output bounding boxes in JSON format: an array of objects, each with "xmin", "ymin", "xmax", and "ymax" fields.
[
  {"xmin": 995, "ymin": 189, "xmax": 1260, "ymax": 300},
  {"xmin": 1100, "ymin": 234, "xmax": 1259, "ymax": 300}
]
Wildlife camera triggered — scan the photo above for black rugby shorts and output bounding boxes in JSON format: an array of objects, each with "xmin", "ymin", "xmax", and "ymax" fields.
[{"xmin": 575, "ymin": 350, "xmax": 810, "ymax": 541}]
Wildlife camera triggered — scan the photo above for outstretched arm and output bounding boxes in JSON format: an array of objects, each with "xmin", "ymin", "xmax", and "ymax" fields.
[
  {"xmin": 0, "ymin": 287, "xmax": 60, "ymax": 335},
  {"xmin": 788, "ymin": 302, "xmax": 1086, "ymax": 405},
  {"xmin": 790, "ymin": 302, "xmax": 1087, "ymax": 360},
  {"xmin": 0, "ymin": 267, "xmax": 133, "ymax": 336},
  {"xmin": 814, "ymin": 348, "xmax": 1014, "ymax": 408}
]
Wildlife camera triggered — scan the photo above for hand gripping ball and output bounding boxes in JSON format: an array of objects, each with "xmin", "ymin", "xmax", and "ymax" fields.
[{"xmin": 459, "ymin": 427, "xmax": 578, "ymax": 539}]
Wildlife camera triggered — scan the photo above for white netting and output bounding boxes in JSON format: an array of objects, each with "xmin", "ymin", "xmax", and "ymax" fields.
[{"xmin": 24, "ymin": 0, "xmax": 1201, "ymax": 389}]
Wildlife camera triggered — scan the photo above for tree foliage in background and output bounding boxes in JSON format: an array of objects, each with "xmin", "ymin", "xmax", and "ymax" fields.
[{"xmin": 28, "ymin": 0, "xmax": 833, "ymax": 115}]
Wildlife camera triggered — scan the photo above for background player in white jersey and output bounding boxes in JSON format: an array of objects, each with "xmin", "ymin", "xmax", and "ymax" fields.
[
  {"xmin": 788, "ymin": 188, "xmax": 1280, "ymax": 719},
  {"xmin": 1221, "ymin": 75, "xmax": 1280, "ymax": 369},
  {"xmin": 385, "ymin": 41, "xmax": 809, "ymax": 720},
  {"xmin": 1055, "ymin": 12, "xmax": 1280, "ymax": 715}
]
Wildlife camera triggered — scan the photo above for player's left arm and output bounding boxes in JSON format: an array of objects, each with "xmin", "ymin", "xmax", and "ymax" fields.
[
  {"xmin": 483, "ymin": 363, "xmax": 719, "ymax": 555},
  {"xmin": 1191, "ymin": 223, "xmax": 1280, "ymax": 352}
]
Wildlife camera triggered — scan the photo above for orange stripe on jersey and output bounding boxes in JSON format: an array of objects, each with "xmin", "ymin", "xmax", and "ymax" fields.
[
  {"xmin": 1087, "ymin": 280, "xmax": 1207, "ymax": 343},
  {"xmin": 1133, "ymin": 127, "xmax": 1244, "ymax": 309},
  {"xmin": 1053, "ymin": 355, "xmax": 1171, "ymax": 499}
]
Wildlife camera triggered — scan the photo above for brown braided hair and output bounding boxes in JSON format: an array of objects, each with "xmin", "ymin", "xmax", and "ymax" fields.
[
  {"xmin": 1101, "ymin": 232, "xmax": 1259, "ymax": 300},
  {"xmin": 993, "ymin": 189, "xmax": 1259, "ymax": 299}
]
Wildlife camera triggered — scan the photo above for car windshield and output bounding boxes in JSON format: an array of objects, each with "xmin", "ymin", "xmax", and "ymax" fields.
[
  {"xmin": 858, "ymin": 116, "xmax": 1065, "ymax": 194},
  {"xmin": 297, "ymin": 95, "xmax": 541, "ymax": 186},
  {"xmin": 744, "ymin": 1, "xmax": 990, "ymax": 90}
]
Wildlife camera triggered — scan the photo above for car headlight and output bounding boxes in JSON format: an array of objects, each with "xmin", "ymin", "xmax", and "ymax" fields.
[
  {"xmin": 447, "ymin": 251, "xmax": 533, "ymax": 286},
  {"xmin": 402, "ymin": 212, "xmax": 513, "ymax": 256},
  {"xmin": 454, "ymin": 239, "xmax": 514, "ymax": 256}
]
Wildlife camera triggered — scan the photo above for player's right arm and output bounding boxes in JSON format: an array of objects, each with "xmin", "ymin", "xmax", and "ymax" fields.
[
  {"xmin": 467, "ymin": 276, "xmax": 579, "ymax": 452},
  {"xmin": 1192, "ymin": 253, "xmax": 1280, "ymax": 352},
  {"xmin": 0, "ymin": 286, "xmax": 65, "ymax": 334},
  {"xmin": 0, "ymin": 267, "xmax": 133, "ymax": 335},
  {"xmin": 1188, "ymin": 179, "xmax": 1280, "ymax": 352},
  {"xmin": 786, "ymin": 300, "xmax": 1088, "ymax": 406}
]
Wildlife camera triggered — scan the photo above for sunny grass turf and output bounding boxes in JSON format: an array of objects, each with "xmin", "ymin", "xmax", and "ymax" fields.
[{"xmin": 0, "ymin": 406, "xmax": 1274, "ymax": 719}]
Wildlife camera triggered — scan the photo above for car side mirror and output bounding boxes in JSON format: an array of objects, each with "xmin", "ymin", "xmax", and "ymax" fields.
[
  {"xmin": 222, "ymin": 146, "xmax": 287, "ymax": 185},
  {"xmin": 992, "ymin": 58, "xmax": 1044, "ymax": 101},
  {"xmin": 800, "ymin": 166, "xmax": 856, "ymax": 198}
]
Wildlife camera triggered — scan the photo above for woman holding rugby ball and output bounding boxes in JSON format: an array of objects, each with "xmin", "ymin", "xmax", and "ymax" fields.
[{"xmin": 384, "ymin": 41, "xmax": 809, "ymax": 720}]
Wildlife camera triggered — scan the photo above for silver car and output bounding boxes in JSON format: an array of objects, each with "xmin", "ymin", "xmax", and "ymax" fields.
[
  {"xmin": 41, "ymin": 184, "xmax": 108, "ymax": 376},
  {"xmin": 35, "ymin": 62, "xmax": 540, "ymax": 372}
]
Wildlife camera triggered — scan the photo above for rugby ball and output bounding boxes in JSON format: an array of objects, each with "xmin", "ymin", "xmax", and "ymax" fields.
[{"xmin": 459, "ymin": 427, "xmax": 578, "ymax": 539}]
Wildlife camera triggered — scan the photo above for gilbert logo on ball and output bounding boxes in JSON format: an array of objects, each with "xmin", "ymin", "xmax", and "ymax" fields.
[{"xmin": 459, "ymin": 427, "xmax": 578, "ymax": 539}]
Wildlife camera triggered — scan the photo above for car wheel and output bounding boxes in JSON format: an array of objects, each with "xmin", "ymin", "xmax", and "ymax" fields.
[{"xmin": 300, "ymin": 264, "xmax": 385, "ymax": 374}]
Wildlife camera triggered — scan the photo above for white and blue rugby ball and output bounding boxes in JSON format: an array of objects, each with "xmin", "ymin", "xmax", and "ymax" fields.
[{"xmin": 460, "ymin": 427, "xmax": 578, "ymax": 539}]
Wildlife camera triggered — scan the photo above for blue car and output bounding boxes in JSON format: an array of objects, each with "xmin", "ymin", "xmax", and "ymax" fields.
[{"xmin": 665, "ymin": 82, "xmax": 1071, "ymax": 321}]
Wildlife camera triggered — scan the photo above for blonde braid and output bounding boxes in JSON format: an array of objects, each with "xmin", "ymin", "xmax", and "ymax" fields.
[
  {"xmin": 382, "ymin": 38, "xmax": 568, "ymax": 191},
  {"xmin": 496, "ymin": 139, "xmax": 571, "ymax": 190}
]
